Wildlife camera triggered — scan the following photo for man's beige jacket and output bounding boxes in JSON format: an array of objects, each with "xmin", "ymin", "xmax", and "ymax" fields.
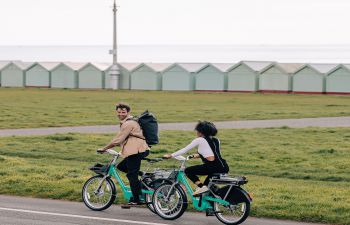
[{"xmin": 108, "ymin": 115, "xmax": 149, "ymax": 157}]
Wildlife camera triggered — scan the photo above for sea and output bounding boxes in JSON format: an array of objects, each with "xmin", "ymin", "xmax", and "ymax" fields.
[{"xmin": 1, "ymin": 45, "xmax": 350, "ymax": 63}]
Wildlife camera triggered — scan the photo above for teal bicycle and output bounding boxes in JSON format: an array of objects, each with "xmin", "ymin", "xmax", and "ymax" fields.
[
  {"xmin": 82, "ymin": 149, "xmax": 168, "ymax": 212},
  {"xmin": 152, "ymin": 155, "xmax": 252, "ymax": 225}
]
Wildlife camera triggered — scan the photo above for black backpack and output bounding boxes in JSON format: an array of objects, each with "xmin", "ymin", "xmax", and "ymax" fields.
[{"xmin": 132, "ymin": 110, "xmax": 159, "ymax": 146}]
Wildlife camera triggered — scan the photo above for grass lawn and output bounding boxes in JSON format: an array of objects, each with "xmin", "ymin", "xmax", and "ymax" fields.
[
  {"xmin": 1, "ymin": 88, "xmax": 350, "ymax": 129},
  {"xmin": 0, "ymin": 127, "xmax": 349, "ymax": 224}
]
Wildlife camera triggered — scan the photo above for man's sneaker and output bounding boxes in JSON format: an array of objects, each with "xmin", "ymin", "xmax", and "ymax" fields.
[
  {"xmin": 193, "ymin": 186, "xmax": 209, "ymax": 196},
  {"xmin": 121, "ymin": 200, "xmax": 143, "ymax": 208},
  {"xmin": 127, "ymin": 201, "xmax": 143, "ymax": 206}
]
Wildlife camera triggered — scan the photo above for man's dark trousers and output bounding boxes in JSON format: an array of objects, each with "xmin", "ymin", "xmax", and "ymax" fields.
[{"xmin": 117, "ymin": 151, "xmax": 149, "ymax": 202}]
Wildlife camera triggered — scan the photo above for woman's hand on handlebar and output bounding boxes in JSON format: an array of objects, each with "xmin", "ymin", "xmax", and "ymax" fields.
[{"xmin": 163, "ymin": 154, "xmax": 172, "ymax": 159}]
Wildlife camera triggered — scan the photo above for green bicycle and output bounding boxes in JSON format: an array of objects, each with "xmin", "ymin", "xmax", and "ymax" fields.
[
  {"xmin": 82, "ymin": 149, "xmax": 168, "ymax": 212},
  {"xmin": 152, "ymin": 155, "xmax": 252, "ymax": 225}
]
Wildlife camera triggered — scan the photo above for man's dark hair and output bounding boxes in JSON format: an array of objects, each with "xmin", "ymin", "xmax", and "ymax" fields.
[
  {"xmin": 195, "ymin": 121, "xmax": 217, "ymax": 137},
  {"xmin": 115, "ymin": 102, "xmax": 131, "ymax": 112}
]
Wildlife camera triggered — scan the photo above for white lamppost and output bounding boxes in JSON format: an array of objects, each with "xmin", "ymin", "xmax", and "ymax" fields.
[{"xmin": 109, "ymin": 0, "xmax": 120, "ymax": 90}]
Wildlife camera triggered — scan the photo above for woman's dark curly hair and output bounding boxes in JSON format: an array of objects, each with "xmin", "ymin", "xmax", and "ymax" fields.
[{"xmin": 195, "ymin": 121, "xmax": 217, "ymax": 137}]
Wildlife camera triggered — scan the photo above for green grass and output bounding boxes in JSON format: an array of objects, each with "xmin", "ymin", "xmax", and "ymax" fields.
[
  {"xmin": 0, "ymin": 128, "xmax": 350, "ymax": 224},
  {"xmin": 1, "ymin": 88, "xmax": 350, "ymax": 129}
]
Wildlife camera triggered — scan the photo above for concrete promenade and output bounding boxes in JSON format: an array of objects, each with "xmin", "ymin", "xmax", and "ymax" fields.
[
  {"xmin": 0, "ymin": 116, "xmax": 350, "ymax": 137},
  {"xmin": 0, "ymin": 195, "xmax": 328, "ymax": 225}
]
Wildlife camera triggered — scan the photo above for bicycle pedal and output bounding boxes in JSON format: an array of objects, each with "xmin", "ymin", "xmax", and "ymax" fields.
[{"xmin": 121, "ymin": 205, "xmax": 131, "ymax": 209}]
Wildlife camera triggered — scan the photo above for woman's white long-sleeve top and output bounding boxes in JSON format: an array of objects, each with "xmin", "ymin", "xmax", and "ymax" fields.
[{"xmin": 171, "ymin": 137, "xmax": 215, "ymax": 158}]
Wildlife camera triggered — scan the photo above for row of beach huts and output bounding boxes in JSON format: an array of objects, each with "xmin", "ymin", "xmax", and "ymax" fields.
[{"xmin": 0, "ymin": 60, "xmax": 349, "ymax": 94}]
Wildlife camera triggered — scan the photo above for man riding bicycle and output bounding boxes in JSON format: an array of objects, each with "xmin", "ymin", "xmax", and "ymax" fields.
[{"xmin": 98, "ymin": 102, "xmax": 149, "ymax": 206}]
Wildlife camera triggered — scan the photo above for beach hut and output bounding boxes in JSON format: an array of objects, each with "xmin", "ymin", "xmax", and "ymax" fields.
[
  {"xmin": 292, "ymin": 64, "xmax": 327, "ymax": 94},
  {"xmin": 0, "ymin": 61, "xmax": 31, "ymax": 87},
  {"xmin": 326, "ymin": 64, "xmax": 350, "ymax": 94},
  {"xmin": 78, "ymin": 63, "xmax": 109, "ymax": 89},
  {"xmin": 195, "ymin": 63, "xmax": 233, "ymax": 91},
  {"xmin": 130, "ymin": 63, "xmax": 171, "ymax": 90},
  {"xmin": 227, "ymin": 61, "xmax": 272, "ymax": 92},
  {"xmin": 0, "ymin": 61, "xmax": 10, "ymax": 86},
  {"xmin": 0, "ymin": 61, "xmax": 9, "ymax": 70},
  {"xmin": 162, "ymin": 63, "xmax": 206, "ymax": 91},
  {"xmin": 95, "ymin": 62, "xmax": 112, "ymax": 89},
  {"xmin": 259, "ymin": 63, "xmax": 303, "ymax": 93},
  {"xmin": 116, "ymin": 63, "xmax": 140, "ymax": 89},
  {"xmin": 25, "ymin": 62, "xmax": 59, "ymax": 87},
  {"xmin": 104, "ymin": 63, "xmax": 140, "ymax": 90},
  {"xmin": 51, "ymin": 62, "xmax": 85, "ymax": 89}
]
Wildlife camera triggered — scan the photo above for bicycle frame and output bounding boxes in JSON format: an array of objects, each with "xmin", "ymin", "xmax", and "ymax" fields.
[
  {"xmin": 170, "ymin": 157, "xmax": 231, "ymax": 211},
  {"xmin": 177, "ymin": 171, "xmax": 230, "ymax": 210},
  {"xmin": 95, "ymin": 150, "xmax": 154, "ymax": 202},
  {"xmin": 107, "ymin": 166, "xmax": 153, "ymax": 201}
]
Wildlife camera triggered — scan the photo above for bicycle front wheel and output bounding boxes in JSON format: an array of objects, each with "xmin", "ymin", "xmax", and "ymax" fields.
[
  {"xmin": 144, "ymin": 193, "xmax": 155, "ymax": 213},
  {"xmin": 82, "ymin": 175, "xmax": 116, "ymax": 211},
  {"xmin": 152, "ymin": 183, "xmax": 187, "ymax": 220},
  {"xmin": 214, "ymin": 200, "xmax": 250, "ymax": 225}
]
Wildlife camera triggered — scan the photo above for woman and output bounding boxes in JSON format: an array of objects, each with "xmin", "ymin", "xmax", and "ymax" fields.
[{"xmin": 163, "ymin": 121, "xmax": 229, "ymax": 196}]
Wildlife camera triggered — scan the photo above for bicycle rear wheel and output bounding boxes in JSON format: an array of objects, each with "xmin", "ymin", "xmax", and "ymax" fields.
[
  {"xmin": 82, "ymin": 175, "xmax": 116, "ymax": 211},
  {"xmin": 213, "ymin": 200, "xmax": 250, "ymax": 225},
  {"xmin": 152, "ymin": 183, "xmax": 187, "ymax": 220}
]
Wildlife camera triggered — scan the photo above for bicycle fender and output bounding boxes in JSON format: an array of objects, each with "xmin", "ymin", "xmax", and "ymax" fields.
[
  {"xmin": 106, "ymin": 176, "xmax": 117, "ymax": 197},
  {"xmin": 153, "ymin": 180, "xmax": 189, "ymax": 206},
  {"xmin": 93, "ymin": 175, "xmax": 117, "ymax": 197},
  {"xmin": 218, "ymin": 186, "xmax": 252, "ymax": 204},
  {"xmin": 229, "ymin": 186, "xmax": 252, "ymax": 203}
]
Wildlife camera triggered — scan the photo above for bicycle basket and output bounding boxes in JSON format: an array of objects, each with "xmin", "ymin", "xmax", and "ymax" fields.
[
  {"xmin": 153, "ymin": 169, "xmax": 172, "ymax": 179},
  {"xmin": 167, "ymin": 170, "xmax": 179, "ymax": 181},
  {"xmin": 89, "ymin": 163, "xmax": 110, "ymax": 175}
]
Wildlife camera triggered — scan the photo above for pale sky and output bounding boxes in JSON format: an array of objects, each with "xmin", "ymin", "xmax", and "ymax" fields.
[{"xmin": 0, "ymin": 0, "xmax": 349, "ymax": 46}]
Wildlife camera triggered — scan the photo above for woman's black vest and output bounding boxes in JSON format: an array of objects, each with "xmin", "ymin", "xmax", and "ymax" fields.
[{"xmin": 199, "ymin": 137, "xmax": 228, "ymax": 169}]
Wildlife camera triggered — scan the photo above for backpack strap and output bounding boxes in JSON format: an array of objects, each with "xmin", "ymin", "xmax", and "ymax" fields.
[
  {"xmin": 129, "ymin": 133, "xmax": 146, "ymax": 140},
  {"xmin": 125, "ymin": 118, "xmax": 147, "ymax": 141}
]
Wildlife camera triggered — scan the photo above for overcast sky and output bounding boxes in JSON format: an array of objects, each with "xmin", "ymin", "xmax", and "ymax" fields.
[{"xmin": 0, "ymin": 0, "xmax": 349, "ymax": 46}]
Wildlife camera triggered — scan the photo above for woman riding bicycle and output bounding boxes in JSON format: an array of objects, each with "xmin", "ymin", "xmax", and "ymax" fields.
[{"xmin": 163, "ymin": 121, "xmax": 229, "ymax": 196}]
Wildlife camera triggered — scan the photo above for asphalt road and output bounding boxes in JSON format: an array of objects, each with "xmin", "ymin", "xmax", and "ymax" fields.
[
  {"xmin": 0, "ymin": 195, "xmax": 329, "ymax": 225},
  {"xmin": 1, "ymin": 116, "xmax": 350, "ymax": 137}
]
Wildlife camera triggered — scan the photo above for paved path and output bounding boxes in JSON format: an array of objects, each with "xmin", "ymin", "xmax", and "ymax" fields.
[
  {"xmin": 1, "ymin": 116, "xmax": 350, "ymax": 137},
  {"xmin": 0, "ymin": 195, "xmax": 328, "ymax": 225}
]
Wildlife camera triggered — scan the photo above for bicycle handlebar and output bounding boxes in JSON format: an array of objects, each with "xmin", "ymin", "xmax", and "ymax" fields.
[
  {"xmin": 97, "ymin": 149, "xmax": 120, "ymax": 156},
  {"xmin": 143, "ymin": 157, "xmax": 163, "ymax": 163},
  {"xmin": 97, "ymin": 149, "xmax": 163, "ymax": 164}
]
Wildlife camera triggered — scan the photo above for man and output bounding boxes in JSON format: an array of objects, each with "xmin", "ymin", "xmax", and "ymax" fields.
[{"xmin": 98, "ymin": 102, "xmax": 150, "ymax": 206}]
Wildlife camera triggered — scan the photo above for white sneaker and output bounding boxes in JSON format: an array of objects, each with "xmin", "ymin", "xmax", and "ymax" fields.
[{"xmin": 193, "ymin": 186, "xmax": 209, "ymax": 196}]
